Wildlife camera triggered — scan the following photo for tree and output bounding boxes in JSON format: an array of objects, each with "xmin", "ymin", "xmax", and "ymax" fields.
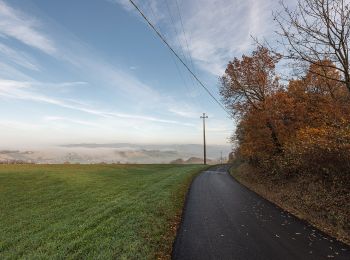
[
  {"xmin": 220, "ymin": 46, "xmax": 283, "ymax": 153},
  {"xmin": 275, "ymin": 0, "xmax": 350, "ymax": 92},
  {"xmin": 302, "ymin": 60, "xmax": 344, "ymax": 100},
  {"xmin": 221, "ymin": 53, "xmax": 350, "ymax": 176},
  {"xmin": 220, "ymin": 46, "xmax": 281, "ymax": 115}
]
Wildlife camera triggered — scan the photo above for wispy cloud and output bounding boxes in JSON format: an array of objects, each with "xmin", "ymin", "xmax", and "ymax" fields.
[
  {"xmin": 0, "ymin": 61, "xmax": 32, "ymax": 80},
  {"xmin": 43, "ymin": 116, "xmax": 103, "ymax": 128},
  {"xmin": 112, "ymin": 0, "xmax": 164, "ymax": 23},
  {"xmin": 0, "ymin": 0, "xmax": 210, "ymax": 123},
  {"xmin": 0, "ymin": 42, "xmax": 40, "ymax": 71},
  {"xmin": 168, "ymin": 103, "xmax": 199, "ymax": 118},
  {"xmin": 0, "ymin": 0, "xmax": 56, "ymax": 55},
  {"xmin": 114, "ymin": 0, "xmax": 278, "ymax": 76},
  {"xmin": 0, "ymin": 79, "xmax": 194, "ymax": 126},
  {"xmin": 0, "ymin": 1, "xmax": 235, "ymax": 147},
  {"xmin": 176, "ymin": 0, "xmax": 277, "ymax": 75},
  {"xmin": 0, "ymin": 1, "xmax": 163, "ymax": 103}
]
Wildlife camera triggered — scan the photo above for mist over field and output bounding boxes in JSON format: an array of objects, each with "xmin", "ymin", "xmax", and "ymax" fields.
[{"xmin": 0, "ymin": 143, "xmax": 232, "ymax": 164}]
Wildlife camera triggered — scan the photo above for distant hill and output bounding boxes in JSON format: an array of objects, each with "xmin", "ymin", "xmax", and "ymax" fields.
[
  {"xmin": 170, "ymin": 157, "xmax": 214, "ymax": 164},
  {"xmin": 0, "ymin": 143, "xmax": 231, "ymax": 164},
  {"xmin": 61, "ymin": 143, "xmax": 231, "ymax": 159},
  {"xmin": 171, "ymin": 158, "xmax": 185, "ymax": 164},
  {"xmin": 186, "ymin": 157, "xmax": 204, "ymax": 164}
]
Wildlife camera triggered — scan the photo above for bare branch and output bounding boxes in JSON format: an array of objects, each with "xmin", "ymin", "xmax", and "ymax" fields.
[{"xmin": 275, "ymin": 0, "xmax": 350, "ymax": 92}]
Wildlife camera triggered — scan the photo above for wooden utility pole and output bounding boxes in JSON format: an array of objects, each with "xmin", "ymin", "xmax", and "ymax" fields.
[{"xmin": 200, "ymin": 113, "xmax": 208, "ymax": 165}]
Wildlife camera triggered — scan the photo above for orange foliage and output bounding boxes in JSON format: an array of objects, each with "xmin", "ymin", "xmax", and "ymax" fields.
[
  {"xmin": 221, "ymin": 48, "xmax": 350, "ymax": 179},
  {"xmin": 220, "ymin": 46, "xmax": 281, "ymax": 115}
]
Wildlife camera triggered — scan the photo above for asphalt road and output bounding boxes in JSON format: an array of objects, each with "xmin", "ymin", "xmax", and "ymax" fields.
[{"xmin": 172, "ymin": 165, "xmax": 350, "ymax": 260}]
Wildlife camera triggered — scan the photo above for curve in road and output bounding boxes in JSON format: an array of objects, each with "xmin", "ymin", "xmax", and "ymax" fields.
[{"xmin": 172, "ymin": 165, "xmax": 350, "ymax": 260}]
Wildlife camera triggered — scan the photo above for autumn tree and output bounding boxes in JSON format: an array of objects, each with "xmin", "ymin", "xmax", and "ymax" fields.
[
  {"xmin": 220, "ymin": 46, "xmax": 283, "ymax": 154},
  {"xmin": 281, "ymin": 62, "xmax": 350, "ymax": 178},
  {"xmin": 301, "ymin": 60, "xmax": 346, "ymax": 100},
  {"xmin": 220, "ymin": 48, "xmax": 350, "ymax": 177},
  {"xmin": 275, "ymin": 0, "xmax": 350, "ymax": 92}
]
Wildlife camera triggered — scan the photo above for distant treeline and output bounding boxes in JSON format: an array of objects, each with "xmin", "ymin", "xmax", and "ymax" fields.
[{"xmin": 0, "ymin": 160, "xmax": 36, "ymax": 164}]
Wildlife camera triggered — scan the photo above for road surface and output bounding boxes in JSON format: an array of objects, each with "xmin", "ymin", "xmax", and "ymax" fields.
[{"xmin": 172, "ymin": 165, "xmax": 350, "ymax": 260}]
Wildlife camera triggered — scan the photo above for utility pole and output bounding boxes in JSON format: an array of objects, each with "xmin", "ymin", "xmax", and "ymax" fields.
[
  {"xmin": 200, "ymin": 113, "xmax": 208, "ymax": 165},
  {"xmin": 220, "ymin": 151, "xmax": 223, "ymax": 165}
]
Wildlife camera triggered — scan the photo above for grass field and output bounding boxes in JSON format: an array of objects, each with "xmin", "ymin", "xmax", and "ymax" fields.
[{"xmin": 0, "ymin": 164, "xmax": 206, "ymax": 259}]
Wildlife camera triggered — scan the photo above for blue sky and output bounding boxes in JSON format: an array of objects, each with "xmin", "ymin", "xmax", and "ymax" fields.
[{"xmin": 0, "ymin": 0, "xmax": 284, "ymax": 149}]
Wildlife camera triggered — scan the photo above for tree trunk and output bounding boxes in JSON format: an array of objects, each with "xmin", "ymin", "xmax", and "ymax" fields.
[
  {"xmin": 266, "ymin": 120, "xmax": 283, "ymax": 154},
  {"xmin": 346, "ymin": 75, "xmax": 350, "ymax": 94}
]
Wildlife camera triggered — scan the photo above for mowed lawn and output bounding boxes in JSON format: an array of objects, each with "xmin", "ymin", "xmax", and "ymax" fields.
[{"xmin": 0, "ymin": 164, "xmax": 206, "ymax": 259}]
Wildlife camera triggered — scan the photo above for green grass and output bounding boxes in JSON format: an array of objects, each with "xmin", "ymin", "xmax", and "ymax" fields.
[{"xmin": 0, "ymin": 164, "xmax": 206, "ymax": 259}]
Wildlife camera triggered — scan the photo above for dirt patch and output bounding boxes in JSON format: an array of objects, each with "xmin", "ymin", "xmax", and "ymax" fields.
[{"xmin": 231, "ymin": 162, "xmax": 350, "ymax": 246}]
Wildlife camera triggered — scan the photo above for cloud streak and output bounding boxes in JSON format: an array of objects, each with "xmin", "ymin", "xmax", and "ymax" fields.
[
  {"xmin": 0, "ymin": 1, "xmax": 235, "ymax": 147},
  {"xmin": 0, "ymin": 79, "xmax": 194, "ymax": 126},
  {"xmin": 0, "ymin": 0, "xmax": 56, "ymax": 55},
  {"xmin": 0, "ymin": 43, "xmax": 40, "ymax": 71},
  {"xmin": 175, "ymin": 0, "xmax": 277, "ymax": 75},
  {"xmin": 115, "ymin": 0, "xmax": 278, "ymax": 76},
  {"xmin": 0, "ymin": 1, "xmax": 204, "ymax": 120},
  {"xmin": 0, "ymin": 1, "xmax": 163, "ymax": 103}
]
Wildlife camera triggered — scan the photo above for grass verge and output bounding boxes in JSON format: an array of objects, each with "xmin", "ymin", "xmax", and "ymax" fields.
[
  {"xmin": 0, "ymin": 164, "xmax": 206, "ymax": 259},
  {"xmin": 230, "ymin": 162, "xmax": 350, "ymax": 246}
]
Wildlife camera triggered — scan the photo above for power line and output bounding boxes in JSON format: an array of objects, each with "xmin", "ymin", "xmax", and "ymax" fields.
[
  {"xmin": 144, "ymin": 1, "xmax": 200, "ymax": 109},
  {"xmin": 161, "ymin": 0, "xmax": 194, "ymax": 99},
  {"xmin": 174, "ymin": 0, "xmax": 196, "ymax": 74},
  {"xmin": 173, "ymin": 0, "xmax": 203, "ymax": 110},
  {"xmin": 164, "ymin": 0, "xmax": 189, "ymax": 67},
  {"xmin": 162, "ymin": 0, "xmax": 202, "ymax": 110},
  {"xmin": 128, "ymin": 0, "xmax": 230, "ymax": 115},
  {"xmin": 169, "ymin": 45, "xmax": 195, "ymax": 100}
]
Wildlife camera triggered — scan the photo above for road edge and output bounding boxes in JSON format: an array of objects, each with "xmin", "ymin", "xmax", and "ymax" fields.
[
  {"xmin": 170, "ymin": 164, "xmax": 216, "ymax": 259},
  {"xmin": 228, "ymin": 164, "xmax": 350, "ymax": 248}
]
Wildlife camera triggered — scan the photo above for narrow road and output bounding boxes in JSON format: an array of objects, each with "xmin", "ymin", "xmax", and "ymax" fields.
[{"xmin": 172, "ymin": 165, "xmax": 350, "ymax": 260}]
